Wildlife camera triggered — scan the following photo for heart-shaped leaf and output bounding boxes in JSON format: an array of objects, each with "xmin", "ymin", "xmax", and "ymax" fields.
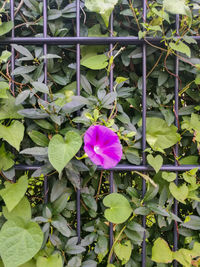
[
  {"xmin": 0, "ymin": 121, "xmax": 24, "ymax": 151},
  {"xmin": 103, "ymin": 193, "xmax": 132, "ymax": 224},
  {"xmin": 162, "ymin": 172, "xmax": 176, "ymax": 182},
  {"xmin": 81, "ymin": 54, "xmax": 108, "ymax": 70},
  {"xmin": 0, "ymin": 143, "xmax": 14, "ymax": 171},
  {"xmin": 147, "ymin": 154, "xmax": 163, "ymax": 173},
  {"xmin": 152, "ymin": 238, "xmax": 173, "ymax": 263},
  {"xmin": 85, "ymin": 0, "xmax": 118, "ymax": 27},
  {"xmin": 36, "ymin": 253, "xmax": 63, "ymax": 267},
  {"xmin": 0, "ymin": 217, "xmax": 43, "ymax": 267},
  {"xmin": 48, "ymin": 131, "xmax": 82, "ymax": 173},
  {"xmin": 3, "ymin": 196, "xmax": 31, "ymax": 221},
  {"xmin": 169, "ymin": 183, "xmax": 188, "ymax": 204},
  {"xmin": 114, "ymin": 240, "xmax": 132, "ymax": 265},
  {"xmin": 0, "ymin": 175, "xmax": 28, "ymax": 212}
]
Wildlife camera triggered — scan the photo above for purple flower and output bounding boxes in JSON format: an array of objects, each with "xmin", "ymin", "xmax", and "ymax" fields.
[{"xmin": 84, "ymin": 125, "xmax": 123, "ymax": 169}]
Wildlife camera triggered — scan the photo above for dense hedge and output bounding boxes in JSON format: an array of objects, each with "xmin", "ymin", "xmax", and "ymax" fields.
[{"xmin": 0, "ymin": 0, "xmax": 200, "ymax": 266}]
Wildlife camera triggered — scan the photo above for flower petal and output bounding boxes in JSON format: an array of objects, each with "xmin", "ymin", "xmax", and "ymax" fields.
[{"xmin": 84, "ymin": 125, "xmax": 123, "ymax": 169}]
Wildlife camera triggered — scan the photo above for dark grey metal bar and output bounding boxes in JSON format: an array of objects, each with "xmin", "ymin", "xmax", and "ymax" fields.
[
  {"xmin": 142, "ymin": 0, "xmax": 147, "ymax": 265},
  {"xmin": 173, "ymin": 14, "xmax": 180, "ymax": 267},
  {"xmin": 1, "ymin": 36, "xmax": 200, "ymax": 45},
  {"xmin": 109, "ymin": 12, "xmax": 114, "ymax": 262},
  {"xmin": 10, "ymin": 0, "xmax": 16, "ymax": 184},
  {"xmin": 15, "ymin": 164, "xmax": 200, "ymax": 171},
  {"xmin": 43, "ymin": 0, "xmax": 48, "ymax": 204},
  {"xmin": 76, "ymin": 0, "xmax": 81, "ymax": 243},
  {"xmin": 10, "ymin": 0, "xmax": 15, "ymax": 94}
]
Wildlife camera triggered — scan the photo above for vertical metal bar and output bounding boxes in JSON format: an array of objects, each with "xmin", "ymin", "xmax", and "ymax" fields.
[
  {"xmin": 142, "ymin": 0, "xmax": 147, "ymax": 266},
  {"xmin": 109, "ymin": 13, "xmax": 114, "ymax": 261},
  {"xmin": 43, "ymin": 0, "xmax": 48, "ymax": 204},
  {"xmin": 173, "ymin": 14, "xmax": 179, "ymax": 267},
  {"xmin": 10, "ymin": 0, "xmax": 16, "ymax": 183},
  {"xmin": 76, "ymin": 0, "xmax": 81, "ymax": 243},
  {"xmin": 10, "ymin": 0, "xmax": 15, "ymax": 94}
]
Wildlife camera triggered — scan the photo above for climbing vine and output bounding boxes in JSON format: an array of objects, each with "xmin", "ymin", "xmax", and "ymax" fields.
[{"xmin": 0, "ymin": 0, "xmax": 200, "ymax": 266}]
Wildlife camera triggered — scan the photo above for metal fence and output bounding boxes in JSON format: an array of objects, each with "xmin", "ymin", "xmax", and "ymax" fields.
[{"xmin": 2, "ymin": 0, "xmax": 200, "ymax": 266}]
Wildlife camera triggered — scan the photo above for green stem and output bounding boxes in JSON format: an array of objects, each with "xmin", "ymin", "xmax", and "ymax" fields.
[{"xmin": 107, "ymin": 214, "xmax": 135, "ymax": 264}]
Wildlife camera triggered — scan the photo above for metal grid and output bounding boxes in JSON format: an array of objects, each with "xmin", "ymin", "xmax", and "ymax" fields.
[{"xmin": 2, "ymin": 0, "xmax": 200, "ymax": 265}]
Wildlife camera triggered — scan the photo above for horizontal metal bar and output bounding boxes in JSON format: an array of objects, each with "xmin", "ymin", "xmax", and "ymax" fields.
[
  {"xmin": 14, "ymin": 164, "xmax": 200, "ymax": 171},
  {"xmin": 0, "ymin": 36, "xmax": 200, "ymax": 45}
]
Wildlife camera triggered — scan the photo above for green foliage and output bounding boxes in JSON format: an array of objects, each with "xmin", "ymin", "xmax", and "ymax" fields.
[
  {"xmin": 36, "ymin": 253, "xmax": 63, "ymax": 267},
  {"xmin": 0, "ymin": 218, "xmax": 43, "ymax": 267},
  {"xmin": 103, "ymin": 193, "xmax": 132, "ymax": 224},
  {"xmin": 0, "ymin": 21, "xmax": 13, "ymax": 36},
  {"xmin": 0, "ymin": 121, "xmax": 24, "ymax": 151},
  {"xmin": 152, "ymin": 238, "xmax": 200, "ymax": 266},
  {"xmin": 85, "ymin": 0, "xmax": 119, "ymax": 27},
  {"xmin": 48, "ymin": 131, "xmax": 82, "ymax": 173},
  {"xmin": 0, "ymin": 175, "xmax": 28, "ymax": 212},
  {"xmin": 146, "ymin": 117, "xmax": 181, "ymax": 153},
  {"xmin": 0, "ymin": 0, "xmax": 199, "ymax": 265},
  {"xmin": 152, "ymin": 238, "xmax": 173, "ymax": 263},
  {"xmin": 147, "ymin": 154, "xmax": 163, "ymax": 173},
  {"xmin": 81, "ymin": 54, "xmax": 109, "ymax": 70},
  {"xmin": 114, "ymin": 240, "xmax": 132, "ymax": 265}
]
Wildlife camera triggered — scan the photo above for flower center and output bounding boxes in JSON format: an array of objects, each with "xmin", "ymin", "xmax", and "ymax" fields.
[{"xmin": 94, "ymin": 145, "xmax": 100, "ymax": 154}]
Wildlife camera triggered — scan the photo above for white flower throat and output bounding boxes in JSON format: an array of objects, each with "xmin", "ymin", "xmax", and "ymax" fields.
[{"xmin": 94, "ymin": 145, "xmax": 100, "ymax": 154}]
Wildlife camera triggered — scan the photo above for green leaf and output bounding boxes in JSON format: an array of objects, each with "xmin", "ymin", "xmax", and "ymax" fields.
[
  {"xmin": 195, "ymin": 74, "xmax": 200, "ymax": 85},
  {"xmin": 0, "ymin": 94, "xmax": 24, "ymax": 120},
  {"xmin": 51, "ymin": 217, "xmax": 71, "ymax": 237},
  {"xmin": 12, "ymin": 66, "xmax": 36, "ymax": 76},
  {"xmin": 191, "ymin": 242, "xmax": 200, "ymax": 258},
  {"xmin": 147, "ymin": 203, "xmax": 169, "ymax": 217},
  {"xmin": 147, "ymin": 154, "xmax": 163, "ymax": 173},
  {"xmin": 169, "ymin": 182, "xmax": 188, "ymax": 204},
  {"xmin": 15, "ymin": 90, "xmax": 30, "ymax": 105},
  {"xmin": 36, "ymin": 253, "xmax": 63, "ymax": 267},
  {"xmin": 169, "ymin": 41, "xmax": 191, "ymax": 58},
  {"xmin": 173, "ymin": 249, "xmax": 192, "ymax": 266},
  {"xmin": 19, "ymin": 259, "xmax": 36, "ymax": 267},
  {"xmin": 48, "ymin": 131, "xmax": 82, "ymax": 173},
  {"xmin": 114, "ymin": 240, "xmax": 132, "ymax": 265},
  {"xmin": 0, "ymin": 143, "xmax": 14, "ymax": 171},
  {"xmin": 179, "ymin": 156, "xmax": 198, "ymax": 165},
  {"xmin": 162, "ymin": 172, "xmax": 176, "ymax": 182},
  {"xmin": 163, "ymin": 0, "xmax": 190, "ymax": 15},
  {"xmin": 0, "ymin": 121, "xmax": 25, "ymax": 151},
  {"xmin": 0, "ymin": 217, "xmax": 43, "ymax": 267},
  {"xmin": 158, "ymin": 72, "xmax": 168, "ymax": 87},
  {"xmin": 152, "ymin": 238, "xmax": 173, "ymax": 263},
  {"xmin": 181, "ymin": 215, "xmax": 200, "ymax": 230},
  {"xmin": 28, "ymin": 130, "xmax": 49, "ymax": 147},
  {"xmin": 146, "ymin": 117, "xmax": 180, "ymax": 153},
  {"xmin": 12, "ymin": 44, "xmax": 33, "ymax": 58},
  {"xmin": 82, "ymin": 193, "xmax": 97, "ymax": 212},
  {"xmin": 81, "ymin": 54, "xmax": 108, "ymax": 70},
  {"xmin": 0, "ymin": 175, "xmax": 28, "ymax": 212},
  {"xmin": 0, "ymin": 21, "xmax": 13, "ymax": 36},
  {"xmin": 20, "ymin": 147, "xmax": 48, "ymax": 156},
  {"xmin": 143, "ymin": 184, "xmax": 159, "ymax": 202},
  {"xmin": 115, "ymin": 76, "xmax": 128, "ymax": 84},
  {"xmin": 0, "ymin": 82, "xmax": 9, "ymax": 99},
  {"xmin": 32, "ymin": 82, "xmax": 49, "ymax": 94},
  {"xmin": 103, "ymin": 193, "xmax": 132, "ymax": 224},
  {"xmin": 85, "ymin": 0, "xmax": 118, "ymax": 27},
  {"xmin": 0, "ymin": 50, "xmax": 12, "ymax": 63},
  {"xmin": 34, "ymin": 119, "xmax": 54, "ymax": 130},
  {"xmin": 3, "ymin": 196, "xmax": 31, "ymax": 221},
  {"xmin": 125, "ymin": 147, "xmax": 141, "ymax": 165}
]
